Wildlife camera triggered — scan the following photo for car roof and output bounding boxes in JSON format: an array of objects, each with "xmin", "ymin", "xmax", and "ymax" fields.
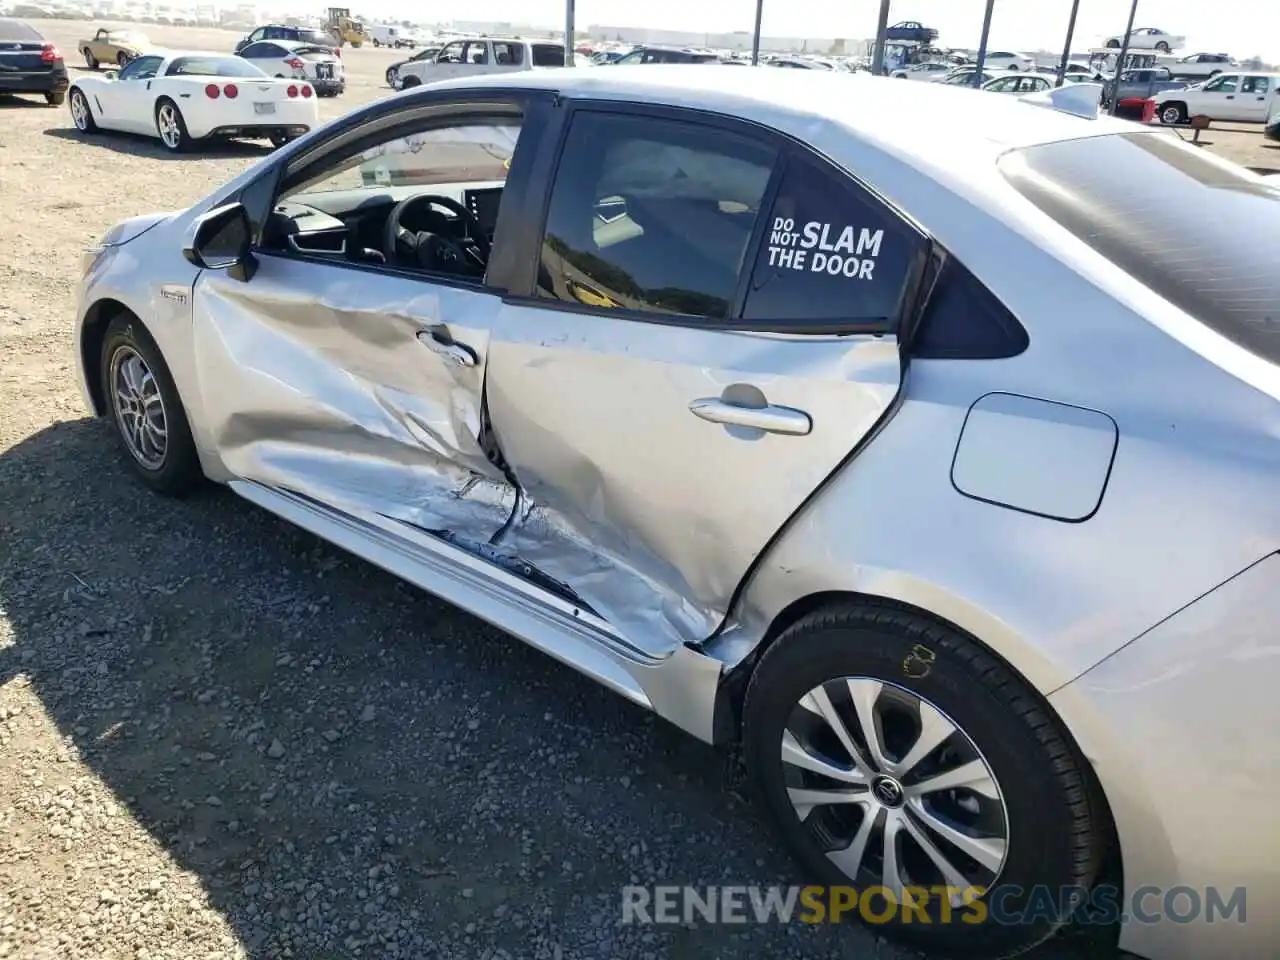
[{"xmin": 428, "ymin": 67, "xmax": 1136, "ymax": 164}]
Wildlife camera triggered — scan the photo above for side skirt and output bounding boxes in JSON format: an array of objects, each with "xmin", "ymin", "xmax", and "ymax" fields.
[{"xmin": 229, "ymin": 480, "xmax": 727, "ymax": 743}]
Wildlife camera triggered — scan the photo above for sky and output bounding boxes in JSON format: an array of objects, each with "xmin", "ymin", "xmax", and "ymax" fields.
[{"xmin": 360, "ymin": 0, "xmax": 1280, "ymax": 63}]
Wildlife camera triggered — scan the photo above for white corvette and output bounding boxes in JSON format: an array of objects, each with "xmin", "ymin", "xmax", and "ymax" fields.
[{"xmin": 67, "ymin": 50, "xmax": 320, "ymax": 152}]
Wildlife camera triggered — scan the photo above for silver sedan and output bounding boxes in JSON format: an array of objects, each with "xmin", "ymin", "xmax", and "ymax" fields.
[{"xmin": 73, "ymin": 67, "xmax": 1279, "ymax": 959}]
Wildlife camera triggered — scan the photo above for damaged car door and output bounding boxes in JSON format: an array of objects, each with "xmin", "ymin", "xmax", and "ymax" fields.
[
  {"xmin": 485, "ymin": 105, "xmax": 927, "ymax": 655},
  {"xmin": 190, "ymin": 99, "xmax": 537, "ymax": 543}
]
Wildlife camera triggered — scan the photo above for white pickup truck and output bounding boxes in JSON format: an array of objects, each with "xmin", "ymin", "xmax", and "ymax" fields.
[{"xmin": 395, "ymin": 37, "xmax": 566, "ymax": 89}]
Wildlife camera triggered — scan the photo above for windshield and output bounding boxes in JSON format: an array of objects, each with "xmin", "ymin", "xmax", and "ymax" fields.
[
  {"xmin": 165, "ymin": 56, "xmax": 269, "ymax": 77},
  {"xmin": 1001, "ymin": 132, "xmax": 1280, "ymax": 364},
  {"xmin": 292, "ymin": 123, "xmax": 520, "ymax": 195}
]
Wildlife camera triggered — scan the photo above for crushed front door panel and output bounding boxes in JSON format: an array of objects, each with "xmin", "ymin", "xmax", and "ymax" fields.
[{"xmin": 192, "ymin": 254, "xmax": 514, "ymax": 542}]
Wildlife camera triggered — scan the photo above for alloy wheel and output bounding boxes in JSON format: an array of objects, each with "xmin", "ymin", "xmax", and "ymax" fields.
[
  {"xmin": 70, "ymin": 91, "xmax": 88, "ymax": 130},
  {"xmin": 157, "ymin": 104, "xmax": 180, "ymax": 149},
  {"xmin": 780, "ymin": 676, "xmax": 1009, "ymax": 902},
  {"xmin": 110, "ymin": 345, "xmax": 168, "ymax": 470}
]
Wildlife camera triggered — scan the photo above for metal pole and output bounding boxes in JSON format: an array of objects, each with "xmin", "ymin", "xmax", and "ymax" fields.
[
  {"xmin": 1109, "ymin": 0, "xmax": 1140, "ymax": 114},
  {"xmin": 564, "ymin": 0, "xmax": 575, "ymax": 66},
  {"xmin": 972, "ymin": 0, "xmax": 995, "ymax": 87},
  {"xmin": 1055, "ymin": 0, "xmax": 1081, "ymax": 87},
  {"xmin": 870, "ymin": 0, "xmax": 891, "ymax": 75},
  {"xmin": 750, "ymin": 0, "xmax": 764, "ymax": 65}
]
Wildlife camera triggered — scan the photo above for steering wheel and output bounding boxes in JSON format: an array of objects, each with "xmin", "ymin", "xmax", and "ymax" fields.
[{"xmin": 384, "ymin": 193, "xmax": 491, "ymax": 274}]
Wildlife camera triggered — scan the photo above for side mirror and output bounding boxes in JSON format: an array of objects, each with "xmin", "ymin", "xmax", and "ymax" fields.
[{"xmin": 183, "ymin": 202, "xmax": 256, "ymax": 281}]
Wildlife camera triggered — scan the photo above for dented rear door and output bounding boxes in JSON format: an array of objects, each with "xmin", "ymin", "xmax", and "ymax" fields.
[
  {"xmin": 483, "ymin": 109, "xmax": 926, "ymax": 656},
  {"xmin": 191, "ymin": 255, "xmax": 515, "ymax": 540}
]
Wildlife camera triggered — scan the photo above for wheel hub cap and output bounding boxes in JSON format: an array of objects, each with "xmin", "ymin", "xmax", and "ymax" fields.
[
  {"xmin": 780, "ymin": 677, "xmax": 1009, "ymax": 900},
  {"xmin": 871, "ymin": 774, "xmax": 905, "ymax": 808},
  {"xmin": 110, "ymin": 346, "xmax": 167, "ymax": 470}
]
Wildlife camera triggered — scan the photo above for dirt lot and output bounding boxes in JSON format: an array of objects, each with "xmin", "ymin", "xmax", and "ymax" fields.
[{"xmin": 0, "ymin": 19, "xmax": 1261, "ymax": 960}]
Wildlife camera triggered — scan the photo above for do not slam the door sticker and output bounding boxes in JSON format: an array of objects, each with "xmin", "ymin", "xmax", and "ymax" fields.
[{"xmin": 765, "ymin": 217, "xmax": 885, "ymax": 280}]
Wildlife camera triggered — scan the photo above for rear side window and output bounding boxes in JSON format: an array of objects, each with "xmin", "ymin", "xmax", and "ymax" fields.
[
  {"xmin": 493, "ymin": 42, "xmax": 523, "ymax": 66},
  {"xmin": 742, "ymin": 153, "xmax": 923, "ymax": 328},
  {"xmin": 537, "ymin": 112, "xmax": 775, "ymax": 320},
  {"xmin": 1001, "ymin": 132, "xmax": 1280, "ymax": 364}
]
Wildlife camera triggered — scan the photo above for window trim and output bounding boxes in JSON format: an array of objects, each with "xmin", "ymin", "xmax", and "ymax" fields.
[{"xmin": 233, "ymin": 89, "xmax": 555, "ymax": 296}]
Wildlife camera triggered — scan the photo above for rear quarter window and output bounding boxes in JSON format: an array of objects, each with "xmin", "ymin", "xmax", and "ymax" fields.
[
  {"xmin": 1000, "ymin": 132, "xmax": 1280, "ymax": 364},
  {"xmin": 532, "ymin": 44, "xmax": 565, "ymax": 66}
]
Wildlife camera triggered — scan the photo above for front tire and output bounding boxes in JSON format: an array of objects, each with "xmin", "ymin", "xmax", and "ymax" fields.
[
  {"xmin": 83, "ymin": 47, "xmax": 98, "ymax": 69},
  {"xmin": 1105, "ymin": 39, "xmax": 1120, "ymax": 48},
  {"xmin": 1160, "ymin": 101, "xmax": 1187, "ymax": 124},
  {"xmin": 117, "ymin": 51, "xmax": 129, "ymax": 67},
  {"xmin": 742, "ymin": 603, "xmax": 1109, "ymax": 959},
  {"xmin": 99, "ymin": 317, "xmax": 202, "ymax": 496},
  {"xmin": 154, "ymin": 98, "xmax": 192, "ymax": 152},
  {"xmin": 386, "ymin": 66, "xmax": 398, "ymax": 86},
  {"xmin": 69, "ymin": 87, "xmax": 95, "ymax": 130},
  {"xmin": 1155, "ymin": 41, "xmax": 1170, "ymax": 52}
]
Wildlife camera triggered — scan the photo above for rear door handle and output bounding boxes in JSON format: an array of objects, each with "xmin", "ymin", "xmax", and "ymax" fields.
[
  {"xmin": 416, "ymin": 327, "xmax": 476, "ymax": 367},
  {"xmin": 689, "ymin": 398, "xmax": 812, "ymax": 436}
]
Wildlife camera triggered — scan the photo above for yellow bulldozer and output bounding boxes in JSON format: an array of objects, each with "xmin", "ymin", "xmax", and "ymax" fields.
[{"xmin": 326, "ymin": 8, "xmax": 366, "ymax": 47}]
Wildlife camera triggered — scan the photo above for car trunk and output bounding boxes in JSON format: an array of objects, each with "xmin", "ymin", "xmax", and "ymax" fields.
[
  {"xmin": 297, "ymin": 46, "xmax": 341, "ymax": 81},
  {"xmin": 0, "ymin": 40, "xmax": 54, "ymax": 75}
]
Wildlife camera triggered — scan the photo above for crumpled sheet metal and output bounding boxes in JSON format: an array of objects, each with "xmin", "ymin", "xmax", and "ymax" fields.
[
  {"xmin": 494, "ymin": 495, "xmax": 712, "ymax": 656},
  {"xmin": 195, "ymin": 263, "xmax": 513, "ymax": 543}
]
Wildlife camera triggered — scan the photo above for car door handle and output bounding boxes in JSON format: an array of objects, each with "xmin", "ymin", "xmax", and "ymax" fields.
[
  {"xmin": 416, "ymin": 327, "xmax": 476, "ymax": 367},
  {"xmin": 688, "ymin": 398, "xmax": 812, "ymax": 436},
  {"xmin": 1225, "ymin": 94, "xmax": 1234, "ymax": 99}
]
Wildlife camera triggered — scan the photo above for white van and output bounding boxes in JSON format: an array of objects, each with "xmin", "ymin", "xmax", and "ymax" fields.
[{"xmin": 369, "ymin": 24, "xmax": 413, "ymax": 48}]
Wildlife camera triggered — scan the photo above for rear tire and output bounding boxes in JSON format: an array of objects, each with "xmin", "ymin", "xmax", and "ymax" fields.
[
  {"xmin": 44, "ymin": 90, "xmax": 65, "ymax": 107},
  {"xmin": 99, "ymin": 316, "xmax": 203, "ymax": 496},
  {"xmin": 83, "ymin": 47, "xmax": 98, "ymax": 69},
  {"xmin": 154, "ymin": 98, "xmax": 192, "ymax": 152},
  {"xmin": 117, "ymin": 51, "xmax": 129, "ymax": 67},
  {"xmin": 1155, "ymin": 41, "xmax": 1170, "ymax": 53},
  {"xmin": 742, "ymin": 602, "xmax": 1110, "ymax": 959}
]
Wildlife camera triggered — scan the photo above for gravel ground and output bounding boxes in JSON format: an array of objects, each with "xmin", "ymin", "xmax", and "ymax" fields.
[{"xmin": 0, "ymin": 19, "xmax": 1253, "ymax": 960}]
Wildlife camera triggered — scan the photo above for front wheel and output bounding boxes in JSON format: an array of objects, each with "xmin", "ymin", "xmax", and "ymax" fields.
[
  {"xmin": 83, "ymin": 47, "xmax": 98, "ymax": 69},
  {"xmin": 69, "ymin": 87, "xmax": 95, "ymax": 129},
  {"xmin": 386, "ymin": 66, "xmax": 398, "ymax": 86},
  {"xmin": 99, "ymin": 316, "xmax": 203, "ymax": 496},
  {"xmin": 1160, "ymin": 101, "xmax": 1187, "ymax": 124},
  {"xmin": 117, "ymin": 51, "xmax": 129, "ymax": 67},
  {"xmin": 742, "ymin": 603, "xmax": 1109, "ymax": 959},
  {"xmin": 155, "ymin": 98, "xmax": 192, "ymax": 152},
  {"xmin": 1155, "ymin": 41, "xmax": 1170, "ymax": 52}
]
